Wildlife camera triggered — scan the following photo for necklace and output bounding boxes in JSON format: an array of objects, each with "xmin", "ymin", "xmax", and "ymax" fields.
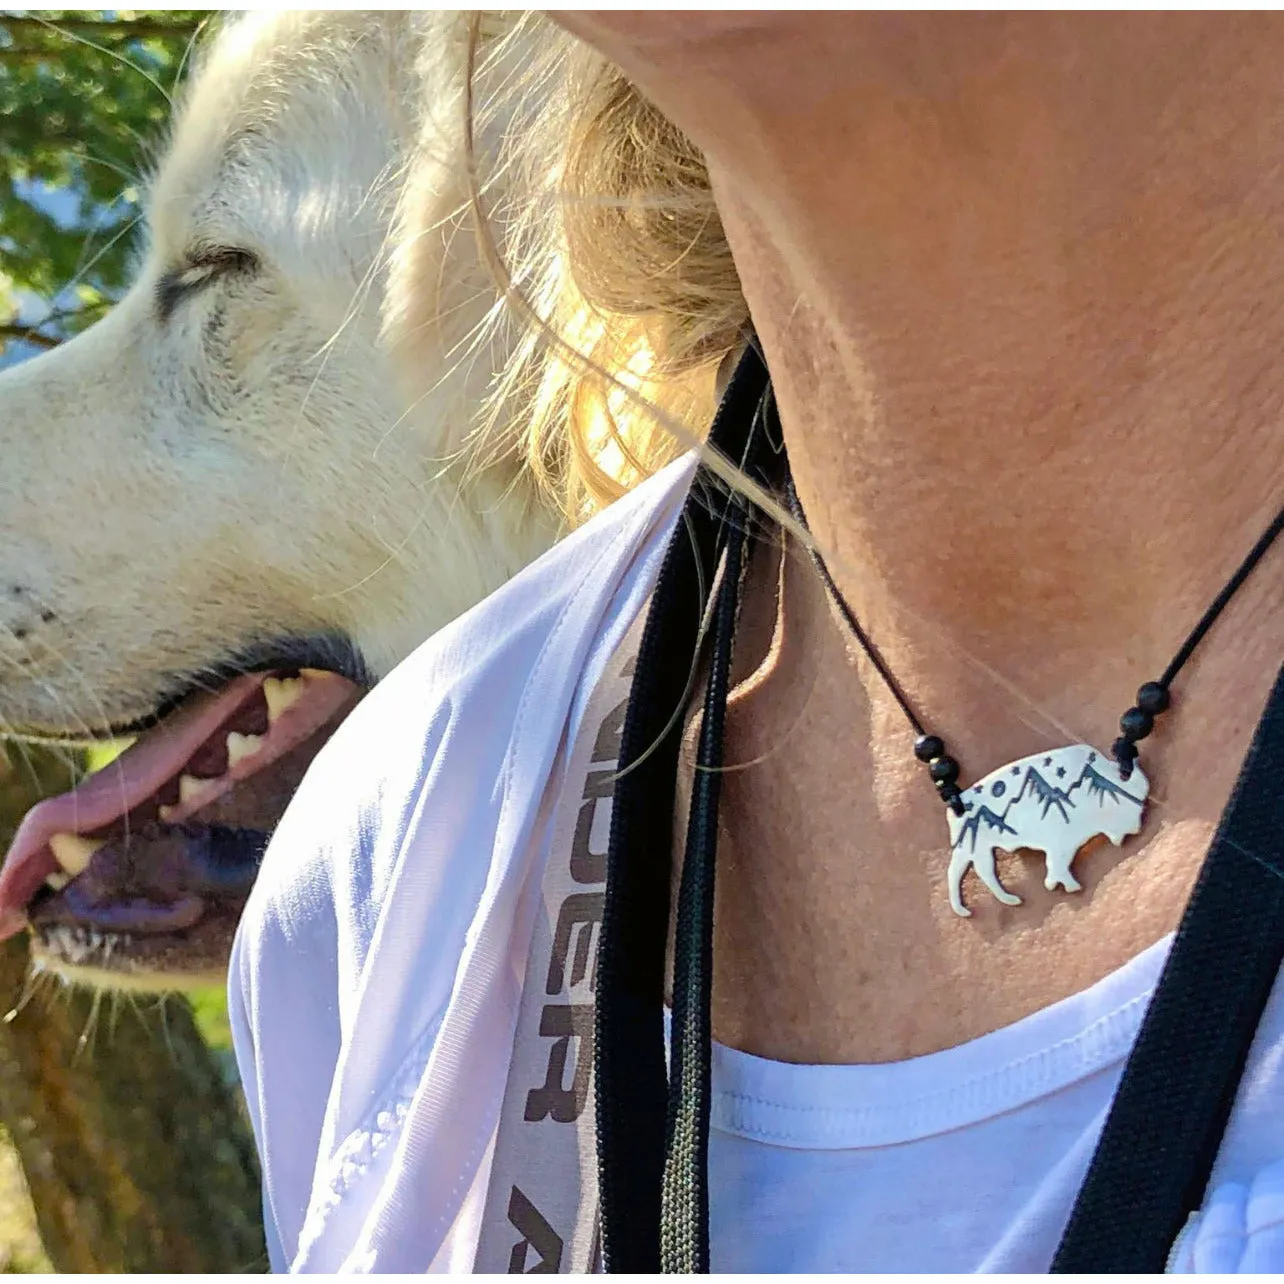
[
  {"xmin": 594, "ymin": 342, "xmax": 1284, "ymax": 1272},
  {"xmin": 784, "ymin": 478, "xmax": 1284, "ymax": 916}
]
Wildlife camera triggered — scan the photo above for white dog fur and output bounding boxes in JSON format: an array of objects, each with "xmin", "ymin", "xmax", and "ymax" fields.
[{"xmin": 0, "ymin": 10, "xmax": 557, "ymax": 742}]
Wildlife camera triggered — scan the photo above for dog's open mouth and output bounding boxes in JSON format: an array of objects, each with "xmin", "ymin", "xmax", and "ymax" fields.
[{"xmin": 0, "ymin": 668, "xmax": 363, "ymax": 986}]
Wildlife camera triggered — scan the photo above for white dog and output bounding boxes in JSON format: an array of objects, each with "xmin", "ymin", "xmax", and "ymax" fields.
[{"xmin": 0, "ymin": 12, "xmax": 564, "ymax": 989}]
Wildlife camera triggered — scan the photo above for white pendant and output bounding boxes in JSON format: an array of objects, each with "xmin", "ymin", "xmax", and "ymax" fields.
[{"xmin": 945, "ymin": 745, "xmax": 1149, "ymax": 917}]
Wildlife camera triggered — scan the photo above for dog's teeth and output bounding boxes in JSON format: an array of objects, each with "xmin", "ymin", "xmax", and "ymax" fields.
[
  {"xmin": 49, "ymin": 832, "xmax": 106, "ymax": 876},
  {"xmin": 178, "ymin": 774, "xmax": 206, "ymax": 806},
  {"xmin": 158, "ymin": 803, "xmax": 176, "ymax": 822},
  {"xmin": 263, "ymin": 675, "xmax": 305, "ymax": 723},
  {"xmin": 226, "ymin": 730, "xmax": 264, "ymax": 769},
  {"xmin": 44, "ymin": 870, "xmax": 70, "ymax": 891}
]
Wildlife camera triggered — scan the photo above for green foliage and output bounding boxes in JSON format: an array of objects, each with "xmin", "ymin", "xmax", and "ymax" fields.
[
  {"xmin": 83, "ymin": 739, "xmax": 129, "ymax": 772},
  {"xmin": 0, "ymin": 10, "xmax": 206, "ymax": 348},
  {"xmin": 188, "ymin": 986, "xmax": 234, "ymax": 1055}
]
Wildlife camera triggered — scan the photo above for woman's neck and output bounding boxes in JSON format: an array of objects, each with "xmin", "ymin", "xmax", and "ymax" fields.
[
  {"xmin": 563, "ymin": 12, "xmax": 1284, "ymax": 1058},
  {"xmin": 673, "ymin": 16, "xmax": 1284, "ymax": 751}
]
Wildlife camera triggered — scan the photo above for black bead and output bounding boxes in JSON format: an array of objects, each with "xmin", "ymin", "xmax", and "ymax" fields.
[
  {"xmin": 1136, "ymin": 681, "xmax": 1170, "ymax": 716},
  {"xmin": 932, "ymin": 775, "xmax": 965, "ymax": 812},
  {"xmin": 1119, "ymin": 706, "xmax": 1154, "ymax": 741},
  {"xmin": 1112, "ymin": 736, "xmax": 1139, "ymax": 779},
  {"xmin": 929, "ymin": 755, "xmax": 960, "ymax": 785},
  {"xmin": 914, "ymin": 734, "xmax": 945, "ymax": 763}
]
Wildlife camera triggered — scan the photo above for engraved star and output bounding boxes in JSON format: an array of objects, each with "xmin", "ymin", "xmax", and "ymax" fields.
[
  {"xmin": 1043, "ymin": 757, "xmax": 1053, "ymax": 766},
  {"xmin": 1057, "ymin": 766, "xmax": 1066, "ymax": 778},
  {"xmin": 1011, "ymin": 766, "xmax": 1020, "ymax": 775}
]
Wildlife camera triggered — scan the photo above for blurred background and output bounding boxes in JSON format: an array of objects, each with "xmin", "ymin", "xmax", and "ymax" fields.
[{"xmin": 0, "ymin": 10, "xmax": 267, "ymax": 1271}]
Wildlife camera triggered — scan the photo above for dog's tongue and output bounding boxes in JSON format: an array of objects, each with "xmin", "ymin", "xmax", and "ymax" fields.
[{"xmin": 0, "ymin": 674, "xmax": 295, "ymax": 940}]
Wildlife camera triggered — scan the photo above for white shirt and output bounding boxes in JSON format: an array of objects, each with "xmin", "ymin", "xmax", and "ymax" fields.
[{"xmin": 229, "ymin": 454, "xmax": 1284, "ymax": 1273}]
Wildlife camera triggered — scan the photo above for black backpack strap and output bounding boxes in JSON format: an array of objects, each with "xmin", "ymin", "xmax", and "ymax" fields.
[
  {"xmin": 660, "ymin": 463, "xmax": 749, "ymax": 1273},
  {"xmin": 1052, "ymin": 661, "xmax": 1284, "ymax": 1272},
  {"xmin": 594, "ymin": 343, "xmax": 771, "ymax": 1273}
]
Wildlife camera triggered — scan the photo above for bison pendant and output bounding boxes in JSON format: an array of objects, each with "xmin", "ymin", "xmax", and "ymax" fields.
[{"xmin": 946, "ymin": 745, "xmax": 1149, "ymax": 917}]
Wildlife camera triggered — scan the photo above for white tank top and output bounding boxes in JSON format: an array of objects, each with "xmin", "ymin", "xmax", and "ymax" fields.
[{"xmin": 703, "ymin": 934, "xmax": 1284, "ymax": 1271}]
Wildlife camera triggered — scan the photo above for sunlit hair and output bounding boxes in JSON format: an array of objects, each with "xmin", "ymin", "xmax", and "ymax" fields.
[{"xmin": 465, "ymin": 13, "xmax": 750, "ymax": 526}]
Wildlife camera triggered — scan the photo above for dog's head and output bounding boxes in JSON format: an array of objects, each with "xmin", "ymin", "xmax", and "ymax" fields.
[{"xmin": 0, "ymin": 12, "xmax": 558, "ymax": 988}]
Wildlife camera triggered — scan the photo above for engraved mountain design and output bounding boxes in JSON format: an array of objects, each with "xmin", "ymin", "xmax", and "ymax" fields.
[
  {"xmin": 954, "ymin": 761, "xmax": 1143, "ymax": 853},
  {"xmin": 945, "ymin": 744, "xmax": 1149, "ymax": 918},
  {"xmin": 1070, "ymin": 761, "xmax": 1144, "ymax": 809},
  {"xmin": 1020, "ymin": 766, "xmax": 1075, "ymax": 822},
  {"xmin": 952, "ymin": 804, "xmax": 1018, "ymax": 855}
]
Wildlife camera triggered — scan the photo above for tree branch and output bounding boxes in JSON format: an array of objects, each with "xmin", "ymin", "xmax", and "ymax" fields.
[
  {"xmin": 0, "ymin": 324, "xmax": 60, "ymax": 349},
  {"xmin": 0, "ymin": 15, "xmax": 201, "ymax": 44},
  {"xmin": 0, "ymin": 46, "xmax": 62, "ymax": 63}
]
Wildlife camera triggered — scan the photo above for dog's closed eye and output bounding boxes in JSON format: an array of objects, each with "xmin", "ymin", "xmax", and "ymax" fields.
[{"xmin": 156, "ymin": 248, "xmax": 259, "ymax": 323}]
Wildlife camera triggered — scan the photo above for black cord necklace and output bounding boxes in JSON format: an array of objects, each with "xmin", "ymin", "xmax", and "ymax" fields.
[
  {"xmin": 783, "ymin": 478, "xmax": 1284, "ymax": 915},
  {"xmin": 595, "ymin": 341, "xmax": 1284, "ymax": 1274}
]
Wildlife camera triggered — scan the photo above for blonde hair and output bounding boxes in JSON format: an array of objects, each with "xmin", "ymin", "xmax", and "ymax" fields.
[{"xmin": 467, "ymin": 14, "xmax": 750, "ymax": 526}]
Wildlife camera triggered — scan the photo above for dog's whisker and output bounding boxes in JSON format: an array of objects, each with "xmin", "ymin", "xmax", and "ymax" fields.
[
  {"xmin": 170, "ymin": 13, "xmax": 213, "ymax": 98},
  {"xmin": 0, "ymin": 12, "xmax": 577, "ymax": 994},
  {"xmin": 156, "ymin": 994, "xmax": 178, "ymax": 1069},
  {"xmin": 107, "ymin": 985, "xmax": 124, "ymax": 1042},
  {"xmin": 30, "ymin": 14, "xmax": 175, "ymax": 110},
  {"xmin": 4, "ymin": 963, "xmax": 45, "ymax": 1025},
  {"xmin": 41, "ymin": 214, "xmax": 144, "ymax": 336},
  {"xmin": 73, "ymin": 986, "xmax": 105, "ymax": 1063}
]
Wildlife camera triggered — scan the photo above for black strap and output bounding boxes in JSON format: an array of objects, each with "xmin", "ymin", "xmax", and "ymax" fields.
[
  {"xmin": 1052, "ymin": 660, "xmax": 1284, "ymax": 1271},
  {"xmin": 660, "ymin": 480, "xmax": 749, "ymax": 1273},
  {"xmin": 595, "ymin": 343, "xmax": 771, "ymax": 1273}
]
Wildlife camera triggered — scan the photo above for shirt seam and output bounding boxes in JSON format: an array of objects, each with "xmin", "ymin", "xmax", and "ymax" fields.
[
  {"xmin": 296, "ymin": 1013, "xmax": 445, "ymax": 1261},
  {"xmin": 711, "ymin": 986, "xmax": 1153, "ymax": 1147}
]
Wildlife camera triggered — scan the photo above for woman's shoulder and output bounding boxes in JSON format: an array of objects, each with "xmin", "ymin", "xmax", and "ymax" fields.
[
  {"xmin": 244, "ymin": 450, "xmax": 695, "ymax": 984},
  {"xmin": 227, "ymin": 455, "xmax": 694, "ymax": 1267},
  {"xmin": 364, "ymin": 453, "xmax": 696, "ymax": 714},
  {"xmin": 309, "ymin": 451, "xmax": 695, "ymax": 821}
]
